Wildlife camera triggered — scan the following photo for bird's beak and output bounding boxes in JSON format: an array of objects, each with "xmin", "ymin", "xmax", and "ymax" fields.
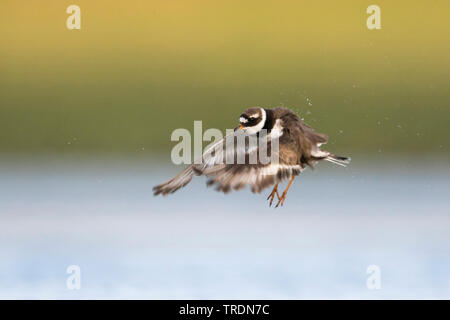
[{"xmin": 234, "ymin": 124, "xmax": 244, "ymax": 132}]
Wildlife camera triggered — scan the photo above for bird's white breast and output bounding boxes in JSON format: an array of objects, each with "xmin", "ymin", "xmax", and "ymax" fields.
[{"xmin": 268, "ymin": 119, "xmax": 284, "ymax": 139}]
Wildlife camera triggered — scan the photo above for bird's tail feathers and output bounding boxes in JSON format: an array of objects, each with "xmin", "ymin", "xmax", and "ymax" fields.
[{"xmin": 324, "ymin": 154, "xmax": 351, "ymax": 167}]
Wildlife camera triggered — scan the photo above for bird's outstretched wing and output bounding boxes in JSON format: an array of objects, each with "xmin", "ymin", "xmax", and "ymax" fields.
[{"xmin": 153, "ymin": 130, "xmax": 302, "ymax": 195}]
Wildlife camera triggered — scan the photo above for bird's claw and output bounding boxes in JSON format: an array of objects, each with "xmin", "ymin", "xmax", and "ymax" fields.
[
  {"xmin": 275, "ymin": 192, "xmax": 287, "ymax": 208},
  {"xmin": 267, "ymin": 186, "xmax": 280, "ymax": 207},
  {"xmin": 267, "ymin": 191, "xmax": 276, "ymax": 206}
]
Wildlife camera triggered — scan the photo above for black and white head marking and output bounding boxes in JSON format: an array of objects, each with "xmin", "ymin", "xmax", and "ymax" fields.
[{"xmin": 239, "ymin": 107, "xmax": 267, "ymax": 134}]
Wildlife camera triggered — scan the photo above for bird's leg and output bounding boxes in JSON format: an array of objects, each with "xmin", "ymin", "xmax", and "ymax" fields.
[
  {"xmin": 275, "ymin": 176, "xmax": 295, "ymax": 208},
  {"xmin": 266, "ymin": 182, "xmax": 280, "ymax": 206}
]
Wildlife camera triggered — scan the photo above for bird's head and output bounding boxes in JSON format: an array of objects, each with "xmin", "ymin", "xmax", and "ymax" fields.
[{"xmin": 235, "ymin": 107, "xmax": 267, "ymax": 134}]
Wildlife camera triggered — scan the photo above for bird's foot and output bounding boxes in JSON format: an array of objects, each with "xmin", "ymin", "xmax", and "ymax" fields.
[
  {"xmin": 266, "ymin": 184, "xmax": 280, "ymax": 206},
  {"xmin": 274, "ymin": 176, "xmax": 295, "ymax": 208},
  {"xmin": 275, "ymin": 191, "xmax": 287, "ymax": 208}
]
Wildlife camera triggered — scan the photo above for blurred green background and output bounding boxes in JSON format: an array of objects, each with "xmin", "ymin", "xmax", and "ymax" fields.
[{"xmin": 1, "ymin": 0, "xmax": 449, "ymax": 156}]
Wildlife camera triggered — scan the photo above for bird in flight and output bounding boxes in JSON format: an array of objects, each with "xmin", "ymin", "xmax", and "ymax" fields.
[{"xmin": 153, "ymin": 107, "xmax": 350, "ymax": 207}]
